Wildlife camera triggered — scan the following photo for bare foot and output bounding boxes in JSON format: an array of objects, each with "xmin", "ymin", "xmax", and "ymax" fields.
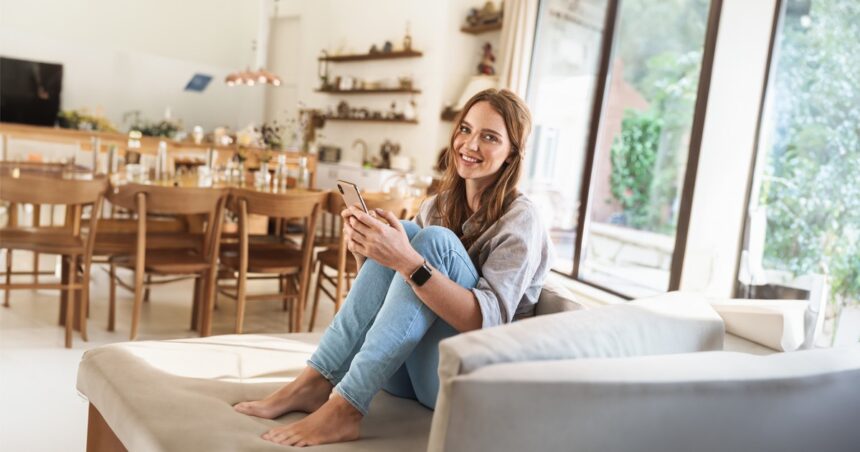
[
  {"xmin": 261, "ymin": 393, "xmax": 362, "ymax": 447},
  {"xmin": 234, "ymin": 367, "xmax": 333, "ymax": 419}
]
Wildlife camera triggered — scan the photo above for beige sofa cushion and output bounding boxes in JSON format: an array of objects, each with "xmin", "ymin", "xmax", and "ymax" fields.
[
  {"xmin": 76, "ymin": 334, "xmax": 432, "ymax": 452},
  {"xmin": 430, "ymin": 291, "xmax": 725, "ymax": 451},
  {"xmin": 437, "ymin": 346, "xmax": 860, "ymax": 452}
]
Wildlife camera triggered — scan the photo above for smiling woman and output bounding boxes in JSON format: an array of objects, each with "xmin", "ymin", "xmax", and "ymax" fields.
[{"xmin": 233, "ymin": 89, "xmax": 551, "ymax": 447}]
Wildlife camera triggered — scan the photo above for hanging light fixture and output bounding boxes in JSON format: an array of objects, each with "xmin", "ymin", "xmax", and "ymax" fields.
[
  {"xmin": 226, "ymin": 0, "xmax": 283, "ymax": 88},
  {"xmin": 225, "ymin": 40, "xmax": 282, "ymax": 87}
]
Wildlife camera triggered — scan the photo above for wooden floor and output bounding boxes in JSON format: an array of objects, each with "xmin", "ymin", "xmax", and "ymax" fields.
[{"xmin": 0, "ymin": 250, "xmax": 337, "ymax": 451}]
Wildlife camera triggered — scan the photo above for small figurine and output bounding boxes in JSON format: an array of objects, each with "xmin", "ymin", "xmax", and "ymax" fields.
[
  {"xmin": 478, "ymin": 42, "xmax": 496, "ymax": 75},
  {"xmin": 382, "ymin": 41, "xmax": 394, "ymax": 53},
  {"xmin": 403, "ymin": 22, "xmax": 413, "ymax": 51},
  {"xmin": 369, "ymin": 44, "xmax": 380, "ymax": 54},
  {"xmin": 337, "ymin": 101, "xmax": 350, "ymax": 118}
]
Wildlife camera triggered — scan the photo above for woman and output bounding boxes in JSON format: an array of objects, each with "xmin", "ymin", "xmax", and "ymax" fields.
[{"xmin": 234, "ymin": 89, "xmax": 551, "ymax": 447}]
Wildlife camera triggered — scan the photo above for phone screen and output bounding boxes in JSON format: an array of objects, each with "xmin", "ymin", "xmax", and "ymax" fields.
[{"xmin": 337, "ymin": 180, "xmax": 369, "ymax": 213}]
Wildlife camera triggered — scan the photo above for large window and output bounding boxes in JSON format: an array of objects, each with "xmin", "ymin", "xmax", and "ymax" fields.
[
  {"xmin": 521, "ymin": 0, "xmax": 608, "ymax": 274},
  {"xmin": 737, "ymin": 1, "xmax": 860, "ymax": 321},
  {"xmin": 524, "ymin": 0, "xmax": 718, "ymax": 298}
]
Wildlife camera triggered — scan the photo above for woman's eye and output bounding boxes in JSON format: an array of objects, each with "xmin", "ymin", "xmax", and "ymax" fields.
[
  {"xmin": 459, "ymin": 125, "xmax": 470, "ymax": 134},
  {"xmin": 483, "ymin": 134, "xmax": 498, "ymax": 142}
]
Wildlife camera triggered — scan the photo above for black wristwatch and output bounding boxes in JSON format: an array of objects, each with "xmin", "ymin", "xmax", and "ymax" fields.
[{"xmin": 409, "ymin": 260, "xmax": 433, "ymax": 287}]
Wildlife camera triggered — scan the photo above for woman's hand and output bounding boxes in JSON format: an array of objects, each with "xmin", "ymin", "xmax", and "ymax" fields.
[
  {"xmin": 344, "ymin": 206, "xmax": 423, "ymax": 274},
  {"xmin": 341, "ymin": 206, "xmax": 367, "ymax": 266}
]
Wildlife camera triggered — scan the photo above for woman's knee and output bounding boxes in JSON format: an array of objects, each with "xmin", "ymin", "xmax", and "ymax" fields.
[
  {"xmin": 410, "ymin": 226, "xmax": 460, "ymax": 253},
  {"xmin": 400, "ymin": 220, "xmax": 421, "ymax": 240}
]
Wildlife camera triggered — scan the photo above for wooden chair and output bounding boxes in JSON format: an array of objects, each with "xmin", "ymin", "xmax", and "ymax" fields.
[
  {"xmin": 307, "ymin": 192, "xmax": 422, "ymax": 331},
  {"xmin": 0, "ymin": 172, "xmax": 106, "ymax": 348},
  {"xmin": 218, "ymin": 189, "xmax": 325, "ymax": 334},
  {"xmin": 107, "ymin": 184, "xmax": 227, "ymax": 339}
]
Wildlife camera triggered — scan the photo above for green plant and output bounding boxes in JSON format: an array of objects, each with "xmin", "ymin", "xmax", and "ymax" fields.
[
  {"xmin": 123, "ymin": 111, "xmax": 182, "ymax": 138},
  {"xmin": 56, "ymin": 109, "xmax": 118, "ymax": 132},
  {"xmin": 609, "ymin": 110, "xmax": 662, "ymax": 230}
]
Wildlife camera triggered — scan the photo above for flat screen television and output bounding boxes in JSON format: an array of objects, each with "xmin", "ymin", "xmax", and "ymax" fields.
[{"xmin": 0, "ymin": 56, "xmax": 63, "ymax": 126}]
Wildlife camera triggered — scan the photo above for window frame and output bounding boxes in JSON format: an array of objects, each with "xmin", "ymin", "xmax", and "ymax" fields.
[{"xmin": 536, "ymin": 0, "xmax": 725, "ymax": 298}]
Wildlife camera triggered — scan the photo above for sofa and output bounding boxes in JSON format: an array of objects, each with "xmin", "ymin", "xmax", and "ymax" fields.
[{"xmin": 77, "ymin": 278, "xmax": 860, "ymax": 451}]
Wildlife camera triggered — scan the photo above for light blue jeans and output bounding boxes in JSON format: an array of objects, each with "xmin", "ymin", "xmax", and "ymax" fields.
[{"xmin": 307, "ymin": 221, "xmax": 479, "ymax": 415}]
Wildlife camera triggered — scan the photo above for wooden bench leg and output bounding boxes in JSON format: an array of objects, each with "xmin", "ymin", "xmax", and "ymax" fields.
[{"xmin": 86, "ymin": 403, "xmax": 127, "ymax": 452}]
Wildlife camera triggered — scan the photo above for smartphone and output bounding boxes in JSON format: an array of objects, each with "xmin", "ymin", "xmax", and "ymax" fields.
[{"xmin": 337, "ymin": 180, "xmax": 369, "ymax": 213}]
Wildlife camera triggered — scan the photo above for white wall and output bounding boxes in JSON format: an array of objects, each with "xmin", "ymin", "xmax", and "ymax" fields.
[
  {"xmin": 268, "ymin": 0, "xmax": 496, "ymax": 175},
  {"xmin": 678, "ymin": 0, "xmax": 777, "ymax": 296},
  {"xmin": 0, "ymin": 0, "xmax": 266, "ymax": 131}
]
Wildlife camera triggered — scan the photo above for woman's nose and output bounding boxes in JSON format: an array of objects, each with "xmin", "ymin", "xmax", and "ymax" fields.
[{"xmin": 467, "ymin": 134, "xmax": 480, "ymax": 150}]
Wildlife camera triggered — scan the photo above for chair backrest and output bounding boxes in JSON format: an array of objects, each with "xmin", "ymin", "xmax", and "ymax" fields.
[
  {"xmin": 0, "ymin": 173, "xmax": 106, "ymax": 206},
  {"xmin": 318, "ymin": 191, "xmax": 422, "ymax": 244},
  {"xmin": 232, "ymin": 189, "xmax": 326, "ymax": 302},
  {"xmin": 108, "ymin": 183, "xmax": 225, "ymax": 216},
  {"xmin": 230, "ymin": 188, "xmax": 326, "ymax": 220},
  {"xmin": 108, "ymin": 184, "xmax": 227, "ymax": 261}
]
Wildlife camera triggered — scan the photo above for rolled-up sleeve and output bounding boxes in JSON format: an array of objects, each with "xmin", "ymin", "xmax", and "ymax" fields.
[{"xmin": 471, "ymin": 219, "xmax": 540, "ymax": 328}]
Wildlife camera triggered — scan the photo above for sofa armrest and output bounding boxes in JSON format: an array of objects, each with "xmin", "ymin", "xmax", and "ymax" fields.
[
  {"xmin": 429, "ymin": 292, "xmax": 724, "ymax": 451},
  {"xmin": 434, "ymin": 347, "xmax": 860, "ymax": 452}
]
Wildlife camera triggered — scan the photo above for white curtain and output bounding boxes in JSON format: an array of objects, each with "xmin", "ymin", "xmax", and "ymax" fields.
[{"xmin": 497, "ymin": 0, "xmax": 540, "ymax": 96}]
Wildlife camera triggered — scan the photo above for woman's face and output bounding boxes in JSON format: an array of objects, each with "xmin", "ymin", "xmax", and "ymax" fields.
[{"xmin": 452, "ymin": 101, "xmax": 512, "ymax": 187}]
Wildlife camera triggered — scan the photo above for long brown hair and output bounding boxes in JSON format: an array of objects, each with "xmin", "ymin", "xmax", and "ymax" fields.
[{"xmin": 433, "ymin": 88, "xmax": 532, "ymax": 248}]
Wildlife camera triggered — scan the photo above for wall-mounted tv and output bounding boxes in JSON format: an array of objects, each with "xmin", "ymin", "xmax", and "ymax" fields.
[{"xmin": 0, "ymin": 56, "xmax": 63, "ymax": 126}]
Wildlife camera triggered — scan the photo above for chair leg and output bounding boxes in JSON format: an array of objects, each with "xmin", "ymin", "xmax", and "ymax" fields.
[
  {"xmin": 4, "ymin": 249, "xmax": 12, "ymax": 307},
  {"xmin": 308, "ymin": 262, "xmax": 324, "ymax": 332},
  {"xmin": 59, "ymin": 257, "xmax": 70, "ymax": 325},
  {"xmin": 79, "ymin": 256, "xmax": 89, "ymax": 342},
  {"xmin": 143, "ymin": 274, "xmax": 151, "ymax": 303},
  {"xmin": 108, "ymin": 263, "xmax": 116, "ymax": 332},
  {"xmin": 201, "ymin": 266, "xmax": 218, "ymax": 337},
  {"xmin": 235, "ymin": 267, "xmax": 247, "ymax": 334},
  {"xmin": 64, "ymin": 255, "xmax": 77, "ymax": 348},
  {"xmin": 130, "ymin": 268, "xmax": 145, "ymax": 340},
  {"xmin": 32, "ymin": 205, "xmax": 41, "ymax": 285},
  {"xmin": 191, "ymin": 276, "xmax": 201, "ymax": 331}
]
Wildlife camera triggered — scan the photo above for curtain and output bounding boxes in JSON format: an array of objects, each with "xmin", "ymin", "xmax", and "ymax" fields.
[{"xmin": 497, "ymin": 0, "xmax": 539, "ymax": 96}]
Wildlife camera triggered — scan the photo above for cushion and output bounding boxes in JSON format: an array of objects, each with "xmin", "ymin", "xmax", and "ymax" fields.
[
  {"xmin": 77, "ymin": 334, "xmax": 432, "ymax": 452},
  {"xmin": 429, "ymin": 291, "xmax": 725, "ymax": 451},
  {"xmin": 437, "ymin": 346, "xmax": 860, "ymax": 452},
  {"xmin": 534, "ymin": 275, "xmax": 586, "ymax": 316},
  {"xmin": 710, "ymin": 299, "xmax": 807, "ymax": 351}
]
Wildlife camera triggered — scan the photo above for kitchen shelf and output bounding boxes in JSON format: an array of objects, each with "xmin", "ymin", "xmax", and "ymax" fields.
[
  {"xmin": 460, "ymin": 22, "xmax": 503, "ymax": 34},
  {"xmin": 324, "ymin": 116, "xmax": 418, "ymax": 124},
  {"xmin": 318, "ymin": 50, "xmax": 423, "ymax": 63},
  {"xmin": 316, "ymin": 88, "xmax": 421, "ymax": 94}
]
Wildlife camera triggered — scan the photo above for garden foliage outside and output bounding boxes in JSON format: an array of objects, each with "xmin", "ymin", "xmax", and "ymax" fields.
[
  {"xmin": 608, "ymin": 0, "xmax": 708, "ymax": 235},
  {"xmin": 759, "ymin": 0, "xmax": 860, "ymax": 311}
]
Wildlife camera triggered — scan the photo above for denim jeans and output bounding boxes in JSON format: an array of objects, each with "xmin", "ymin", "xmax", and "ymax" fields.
[{"xmin": 307, "ymin": 221, "xmax": 480, "ymax": 415}]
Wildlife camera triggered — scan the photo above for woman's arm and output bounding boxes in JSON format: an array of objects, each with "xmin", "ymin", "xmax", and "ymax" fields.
[{"xmin": 343, "ymin": 206, "xmax": 483, "ymax": 332}]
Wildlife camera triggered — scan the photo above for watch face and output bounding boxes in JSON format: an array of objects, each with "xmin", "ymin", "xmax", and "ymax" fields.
[{"xmin": 411, "ymin": 263, "xmax": 432, "ymax": 286}]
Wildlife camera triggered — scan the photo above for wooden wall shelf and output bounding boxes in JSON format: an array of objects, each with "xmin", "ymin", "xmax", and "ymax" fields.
[
  {"xmin": 460, "ymin": 23, "xmax": 503, "ymax": 34},
  {"xmin": 324, "ymin": 117, "xmax": 418, "ymax": 124},
  {"xmin": 319, "ymin": 50, "xmax": 423, "ymax": 63},
  {"xmin": 316, "ymin": 88, "xmax": 421, "ymax": 95}
]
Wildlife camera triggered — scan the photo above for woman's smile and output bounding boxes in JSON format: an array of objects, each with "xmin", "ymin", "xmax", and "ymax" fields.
[{"xmin": 459, "ymin": 152, "xmax": 483, "ymax": 165}]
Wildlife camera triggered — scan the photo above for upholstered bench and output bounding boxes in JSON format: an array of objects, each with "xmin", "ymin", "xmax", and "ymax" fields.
[{"xmin": 78, "ymin": 285, "xmax": 735, "ymax": 451}]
